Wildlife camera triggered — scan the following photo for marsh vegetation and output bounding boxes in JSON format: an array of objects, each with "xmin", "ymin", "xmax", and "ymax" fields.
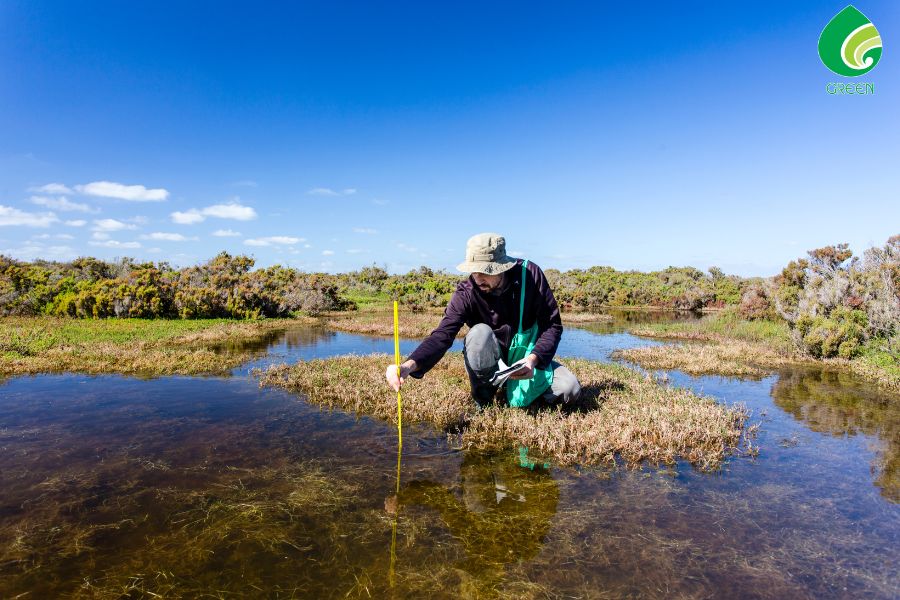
[
  {"xmin": 255, "ymin": 353, "xmax": 749, "ymax": 470},
  {"xmin": 0, "ymin": 317, "xmax": 300, "ymax": 378}
]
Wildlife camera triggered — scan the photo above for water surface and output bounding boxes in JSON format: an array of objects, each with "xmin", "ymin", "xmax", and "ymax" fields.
[{"xmin": 1, "ymin": 315, "xmax": 897, "ymax": 598}]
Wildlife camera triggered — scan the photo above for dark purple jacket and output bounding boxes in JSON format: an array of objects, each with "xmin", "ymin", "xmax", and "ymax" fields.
[{"xmin": 408, "ymin": 259, "xmax": 563, "ymax": 378}]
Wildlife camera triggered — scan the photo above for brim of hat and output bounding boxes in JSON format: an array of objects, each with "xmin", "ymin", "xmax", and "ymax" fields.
[{"xmin": 456, "ymin": 257, "xmax": 518, "ymax": 275}]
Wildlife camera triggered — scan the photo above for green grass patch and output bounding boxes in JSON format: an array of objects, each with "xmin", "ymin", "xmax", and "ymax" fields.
[
  {"xmin": 341, "ymin": 290, "xmax": 392, "ymax": 308},
  {"xmin": 0, "ymin": 317, "xmax": 256, "ymax": 355},
  {"xmin": 631, "ymin": 309, "xmax": 794, "ymax": 355},
  {"xmin": 0, "ymin": 316, "xmax": 301, "ymax": 378}
]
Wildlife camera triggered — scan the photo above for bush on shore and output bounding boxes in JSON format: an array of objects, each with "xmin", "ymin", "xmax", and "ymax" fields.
[
  {"xmin": 0, "ymin": 252, "xmax": 352, "ymax": 319},
  {"xmin": 767, "ymin": 236, "xmax": 900, "ymax": 359}
]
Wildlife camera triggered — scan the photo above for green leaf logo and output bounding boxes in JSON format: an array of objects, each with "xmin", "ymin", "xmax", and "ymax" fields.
[{"xmin": 818, "ymin": 5, "xmax": 883, "ymax": 76}]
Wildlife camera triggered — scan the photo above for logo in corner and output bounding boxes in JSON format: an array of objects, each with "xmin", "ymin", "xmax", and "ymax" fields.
[{"xmin": 818, "ymin": 5, "xmax": 882, "ymax": 76}]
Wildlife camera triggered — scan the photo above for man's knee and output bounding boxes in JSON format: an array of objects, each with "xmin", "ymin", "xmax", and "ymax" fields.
[
  {"xmin": 561, "ymin": 377, "xmax": 582, "ymax": 403},
  {"xmin": 465, "ymin": 323, "xmax": 493, "ymax": 347},
  {"xmin": 464, "ymin": 324, "xmax": 498, "ymax": 367}
]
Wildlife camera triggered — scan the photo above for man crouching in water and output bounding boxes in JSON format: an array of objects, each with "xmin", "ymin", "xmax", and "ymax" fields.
[{"xmin": 385, "ymin": 232, "xmax": 581, "ymax": 408}]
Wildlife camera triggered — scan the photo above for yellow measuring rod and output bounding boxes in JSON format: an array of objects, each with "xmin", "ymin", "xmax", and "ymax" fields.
[
  {"xmin": 393, "ymin": 301, "xmax": 403, "ymax": 450},
  {"xmin": 389, "ymin": 301, "xmax": 403, "ymax": 587}
]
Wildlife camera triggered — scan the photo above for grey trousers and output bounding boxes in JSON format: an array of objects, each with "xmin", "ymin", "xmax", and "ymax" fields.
[{"xmin": 462, "ymin": 323, "xmax": 582, "ymax": 406}]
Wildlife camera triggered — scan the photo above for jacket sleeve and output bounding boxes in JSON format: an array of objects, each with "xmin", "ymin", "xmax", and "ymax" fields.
[
  {"xmin": 406, "ymin": 284, "xmax": 468, "ymax": 378},
  {"xmin": 530, "ymin": 264, "xmax": 563, "ymax": 368}
]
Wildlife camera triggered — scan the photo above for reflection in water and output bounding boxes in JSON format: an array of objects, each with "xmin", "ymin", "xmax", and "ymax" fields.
[
  {"xmin": 772, "ymin": 367, "xmax": 900, "ymax": 502},
  {"xmin": 213, "ymin": 326, "xmax": 336, "ymax": 354},
  {"xmin": 398, "ymin": 452, "xmax": 558, "ymax": 584}
]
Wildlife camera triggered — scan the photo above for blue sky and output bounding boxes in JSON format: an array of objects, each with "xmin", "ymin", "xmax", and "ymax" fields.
[{"xmin": 1, "ymin": 1, "xmax": 897, "ymax": 276}]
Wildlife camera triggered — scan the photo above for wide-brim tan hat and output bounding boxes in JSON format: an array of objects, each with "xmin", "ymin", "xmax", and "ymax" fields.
[{"xmin": 456, "ymin": 232, "xmax": 518, "ymax": 275}]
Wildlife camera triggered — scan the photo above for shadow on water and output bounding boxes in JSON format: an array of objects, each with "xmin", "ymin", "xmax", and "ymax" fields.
[{"xmin": 0, "ymin": 314, "xmax": 898, "ymax": 598}]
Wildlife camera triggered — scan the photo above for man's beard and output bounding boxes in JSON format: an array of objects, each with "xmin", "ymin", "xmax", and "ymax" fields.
[{"xmin": 480, "ymin": 276, "xmax": 507, "ymax": 295}]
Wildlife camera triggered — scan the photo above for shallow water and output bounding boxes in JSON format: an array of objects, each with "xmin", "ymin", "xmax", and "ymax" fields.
[{"xmin": 0, "ymin": 315, "xmax": 897, "ymax": 598}]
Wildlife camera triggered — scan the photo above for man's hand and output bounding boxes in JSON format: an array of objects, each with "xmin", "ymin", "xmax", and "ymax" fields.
[
  {"xmin": 508, "ymin": 354, "xmax": 539, "ymax": 380},
  {"xmin": 385, "ymin": 359, "xmax": 417, "ymax": 391}
]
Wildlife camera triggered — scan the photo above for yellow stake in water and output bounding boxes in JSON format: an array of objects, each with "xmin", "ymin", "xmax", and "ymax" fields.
[
  {"xmin": 389, "ymin": 300, "xmax": 403, "ymax": 587},
  {"xmin": 393, "ymin": 300, "xmax": 403, "ymax": 448}
]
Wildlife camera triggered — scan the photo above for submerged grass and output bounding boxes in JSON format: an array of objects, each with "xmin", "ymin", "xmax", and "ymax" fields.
[
  {"xmin": 0, "ymin": 316, "xmax": 305, "ymax": 378},
  {"xmin": 254, "ymin": 353, "xmax": 748, "ymax": 470},
  {"xmin": 1, "ymin": 458, "xmax": 372, "ymax": 598}
]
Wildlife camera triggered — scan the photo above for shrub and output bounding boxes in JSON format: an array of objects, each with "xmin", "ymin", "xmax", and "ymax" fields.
[
  {"xmin": 738, "ymin": 285, "xmax": 774, "ymax": 320},
  {"xmin": 796, "ymin": 307, "xmax": 868, "ymax": 359}
]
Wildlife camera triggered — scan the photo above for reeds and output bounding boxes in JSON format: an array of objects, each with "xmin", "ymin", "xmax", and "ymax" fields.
[{"xmin": 254, "ymin": 353, "xmax": 748, "ymax": 470}]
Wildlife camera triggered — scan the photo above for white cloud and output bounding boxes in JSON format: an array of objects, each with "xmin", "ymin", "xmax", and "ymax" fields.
[
  {"xmin": 212, "ymin": 229, "xmax": 241, "ymax": 237},
  {"xmin": 0, "ymin": 205, "xmax": 59, "ymax": 227},
  {"xmin": 171, "ymin": 201, "xmax": 257, "ymax": 224},
  {"xmin": 307, "ymin": 187, "xmax": 359, "ymax": 197},
  {"xmin": 65, "ymin": 219, "xmax": 87, "ymax": 227},
  {"xmin": 307, "ymin": 187, "xmax": 340, "ymax": 196},
  {"xmin": 397, "ymin": 242, "xmax": 418, "ymax": 253},
  {"xmin": 30, "ymin": 195, "xmax": 97, "ymax": 213},
  {"xmin": 372, "ymin": 198, "xmax": 389, "ymax": 206},
  {"xmin": 32, "ymin": 233, "xmax": 75, "ymax": 240},
  {"xmin": 140, "ymin": 232, "xmax": 196, "ymax": 242},
  {"xmin": 88, "ymin": 239, "xmax": 142, "ymax": 249},
  {"xmin": 244, "ymin": 236, "xmax": 303, "ymax": 246},
  {"xmin": 322, "ymin": 249, "xmax": 335, "ymax": 256},
  {"xmin": 352, "ymin": 227, "xmax": 377, "ymax": 234},
  {"xmin": 171, "ymin": 209, "xmax": 205, "ymax": 224},
  {"xmin": 92, "ymin": 218, "xmax": 137, "ymax": 232},
  {"xmin": 92, "ymin": 232, "xmax": 110, "ymax": 241},
  {"xmin": 201, "ymin": 201, "xmax": 257, "ymax": 220},
  {"xmin": 29, "ymin": 183, "xmax": 74, "ymax": 194},
  {"xmin": 76, "ymin": 181, "xmax": 169, "ymax": 201}
]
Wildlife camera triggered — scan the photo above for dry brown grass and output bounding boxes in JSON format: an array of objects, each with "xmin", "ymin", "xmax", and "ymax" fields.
[
  {"xmin": 254, "ymin": 353, "xmax": 748, "ymax": 470},
  {"xmin": 560, "ymin": 312, "xmax": 613, "ymax": 323},
  {"xmin": 614, "ymin": 340, "xmax": 797, "ymax": 378},
  {"xmin": 0, "ymin": 317, "xmax": 303, "ymax": 378},
  {"xmin": 625, "ymin": 328, "xmax": 900, "ymax": 390}
]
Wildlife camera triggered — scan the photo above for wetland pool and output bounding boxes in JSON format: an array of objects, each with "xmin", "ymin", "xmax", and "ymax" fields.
[{"xmin": 1, "ymin": 316, "xmax": 897, "ymax": 598}]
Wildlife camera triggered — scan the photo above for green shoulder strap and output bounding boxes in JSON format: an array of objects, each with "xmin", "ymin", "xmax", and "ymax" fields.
[{"xmin": 518, "ymin": 260, "xmax": 528, "ymax": 334}]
